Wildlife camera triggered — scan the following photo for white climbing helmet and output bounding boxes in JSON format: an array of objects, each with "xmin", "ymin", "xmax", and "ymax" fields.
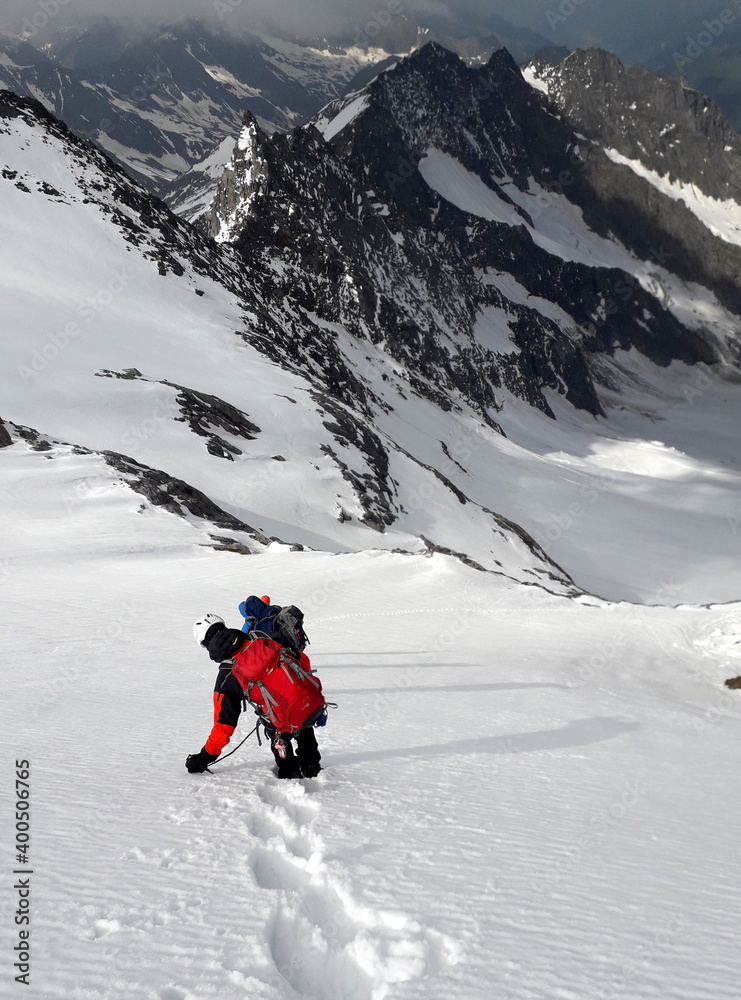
[{"xmin": 193, "ymin": 613, "xmax": 225, "ymax": 646}]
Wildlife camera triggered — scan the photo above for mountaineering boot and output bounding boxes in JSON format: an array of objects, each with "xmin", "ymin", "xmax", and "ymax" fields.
[
  {"xmin": 277, "ymin": 766, "xmax": 303, "ymax": 779},
  {"xmin": 296, "ymin": 727, "xmax": 322, "ymax": 777}
]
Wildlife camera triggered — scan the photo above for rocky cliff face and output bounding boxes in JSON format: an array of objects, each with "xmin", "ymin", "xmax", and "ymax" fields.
[
  {"xmin": 207, "ymin": 42, "xmax": 725, "ymax": 438},
  {"xmin": 526, "ymin": 48, "xmax": 741, "ymax": 200},
  {"xmin": 5, "ymin": 41, "xmax": 741, "ymax": 589},
  {"xmin": 208, "ymin": 115, "xmax": 271, "ymax": 242},
  {"xmin": 0, "ymin": 81, "xmax": 585, "ymax": 587},
  {"xmin": 525, "ymin": 48, "xmax": 741, "ymax": 316}
]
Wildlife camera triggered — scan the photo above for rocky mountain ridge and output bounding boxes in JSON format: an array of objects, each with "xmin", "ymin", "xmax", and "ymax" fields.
[
  {"xmin": 208, "ymin": 43, "xmax": 731, "ymax": 424},
  {"xmin": 0, "ymin": 82, "xmax": 580, "ymax": 592},
  {"xmin": 0, "ymin": 12, "xmax": 554, "ymax": 216},
  {"xmin": 526, "ymin": 47, "xmax": 741, "ymax": 201},
  {"xmin": 525, "ymin": 47, "xmax": 741, "ymax": 317}
]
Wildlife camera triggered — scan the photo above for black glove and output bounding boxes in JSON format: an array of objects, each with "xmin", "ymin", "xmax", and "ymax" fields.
[{"xmin": 185, "ymin": 748, "xmax": 219, "ymax": 773}]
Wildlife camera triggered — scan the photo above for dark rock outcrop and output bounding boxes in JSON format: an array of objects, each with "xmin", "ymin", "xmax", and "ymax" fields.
[
  {"xmin": 94, "ymin": 369, "xmax": 261, "ymax": 460},
  {"xmin": 208, "ymin": 41, "xmax": 722, "ymax": 437},
  {"xmin": 102, "ymin": 450, "xmax": 268, "ymax": 543}
]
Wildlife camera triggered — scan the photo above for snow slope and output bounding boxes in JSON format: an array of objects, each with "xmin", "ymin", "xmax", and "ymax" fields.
[
  {"xmin": 1, "ymin": 449, "xmax": 741, "ymax": 999},
  {"xmin": 1, "ymin": 91, "xmax": 582, "ymax": 599},
  {"xmin": 420, "ymin": 144, "xmax": 741, "ymax": 352}
]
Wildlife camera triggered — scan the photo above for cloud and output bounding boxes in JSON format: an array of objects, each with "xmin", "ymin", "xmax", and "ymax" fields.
[{"xmin": 0, "ymin": 0, "xmax": 425, "ymax": 41}]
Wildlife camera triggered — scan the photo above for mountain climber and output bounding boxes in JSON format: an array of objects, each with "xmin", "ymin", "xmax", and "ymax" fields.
[{"xmin": 186, "ymin": 612, "xmax": 324, "ymax": 779}]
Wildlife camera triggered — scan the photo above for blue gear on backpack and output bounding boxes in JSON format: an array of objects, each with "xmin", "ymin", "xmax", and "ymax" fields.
[
  {"xmin": 239, "ymin": 596, "xmax": 282, "ymax": 634},
  {"xmin": 238, "ymin": 596, "xmax": 310, "ymax": 651}
]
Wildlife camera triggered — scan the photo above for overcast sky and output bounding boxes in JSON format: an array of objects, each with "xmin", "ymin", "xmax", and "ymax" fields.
[
  {"xmin": 1, "ymin": 0, "xmax": 543, "ymax": 41},
  {"xmin": 0, "ymin": 0, "xmax": 725, "ymax": 61},
  {"xmin": 3, "ymin": 0, "xmax": 420, "ymax": 38}
]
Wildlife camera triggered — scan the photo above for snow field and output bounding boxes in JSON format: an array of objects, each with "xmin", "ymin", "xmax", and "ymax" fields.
[
  {"xmin": 410, "ymin": 141, "xmax": 741, "ymax": 601},
  {"xmin": 603, "ymin": 147, "xmax": 741, "ymax": 247},
  {"xmin": 0, "ymin": 116, "xmax": 574, "ymax": 587},
  {"xmin": 2, "ymin": 463, "xmax": 741, "ymax": 1000}
]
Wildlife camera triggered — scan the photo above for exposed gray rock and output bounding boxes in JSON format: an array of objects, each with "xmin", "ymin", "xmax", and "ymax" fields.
[
  {"xmin": 5, "ymin": 45, "xmax": 738, "ymax": 590},
  {"xmin": 14, "ymin": 424, "xmax": 53, "ymax": 451},
  {"xmin": 527, "ymin": 48, "xmax": 741, "ymax": 201},
  {"xmin": 207, "ymin": 41, "xmax": 721, "ymax": 447},
  {"xmin": 206, "ymin": 112, "xmax": 269, "ymax": 240},
  {"xmin": 102, "ymin": 450, "xmax": 270, "ymax": 544},
  {"xmin": 166, "ymin": 381, "xmax": 261, "ymax": 446},
  {"xmin": 95, "ymin": 368, "xmax": 261, "ymax": 459},
  {"xmin": 419, "ymin": 535, "xmax": 488, "ymax": 572},
  {"xmin": 96, "ymin": 367, "xmax": 142, "ymax": 379},
  {"xmin": 206, "ymin": 534, "xmax": 253, "ymax": 555}
]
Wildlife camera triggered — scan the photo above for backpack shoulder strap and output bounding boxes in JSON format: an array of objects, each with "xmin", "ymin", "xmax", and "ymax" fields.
[{"xmin": 277, "ymin": 647, "xmax": 321, "ymax": 688}]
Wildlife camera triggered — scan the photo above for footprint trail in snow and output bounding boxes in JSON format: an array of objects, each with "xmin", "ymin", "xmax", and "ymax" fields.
[{"xmin": 246, "ymin": 775, "xmax": 460, "ymax": 999}]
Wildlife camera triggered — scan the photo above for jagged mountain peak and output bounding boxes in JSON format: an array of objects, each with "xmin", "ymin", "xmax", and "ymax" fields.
[
  {"xmin": 312, "ymin": 40, "xmax": 557, "ymax": 192},
  {"xmin": 4, "ymin": 19, "xmax": 741, "ymax": 613},
  {"xmin": 359, "ymin": 38, "xmax": 522, "ymax": 111},
  {"xmin": 6, "ymin": 38, "xmax": 741, "ymax": 600},
  {"xmin": 205, "ymin": 38, "xmax": 730, "ymax": 451}
]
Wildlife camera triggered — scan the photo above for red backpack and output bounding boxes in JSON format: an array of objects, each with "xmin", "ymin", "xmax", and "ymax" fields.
[{"xmin": 230, "ymin": 637, "xmax": 325, "ymax": 734}]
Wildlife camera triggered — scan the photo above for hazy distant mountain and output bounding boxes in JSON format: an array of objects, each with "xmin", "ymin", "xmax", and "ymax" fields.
[
  {"xmin": 0, "ymin": 11, "xmax": 557, "ymax": 209},
  {"xmin": 0, "ymin": 23, "xmax": 387, "ymax": 194}
]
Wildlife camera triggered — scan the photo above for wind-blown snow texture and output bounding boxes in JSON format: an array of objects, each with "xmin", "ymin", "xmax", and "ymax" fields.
[{"xmin": 2, "ymin": 38, "xmax": 741, "ymax": 1000}]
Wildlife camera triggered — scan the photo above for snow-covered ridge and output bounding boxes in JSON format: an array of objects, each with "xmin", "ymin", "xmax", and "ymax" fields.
[
  {"xmin": 6, "ymin": 47, "xmax": 741, "ymax": 606},
  {"xmin": 315, "ymin": 92, "xmax": 370, "ymax": 140},
  {"xmin": 489, "ymin": 49, "xmax": 741, "ymax": 323},
  {"xmin": 203, "ymin": 44, "xmax": 741, "ymax": 602},
  {"xmin": 604, "ymin": 146, "xmax": 741, "ymax": 247},
  {"xmin": 417, "ymin": 146, "xmax": 741, "ymax": 358},
  {"xmin": 522, "ymin": 46, "xmax": 741, "ymax": 207}
]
